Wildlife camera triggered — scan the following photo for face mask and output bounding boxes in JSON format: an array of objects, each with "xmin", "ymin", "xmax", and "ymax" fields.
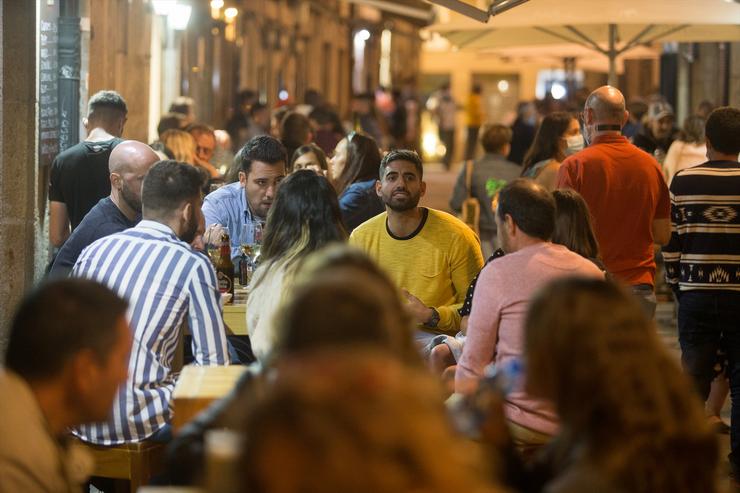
[{"xmin": 565, "ymin": 134, "xmax": 585, "ymax": 155}]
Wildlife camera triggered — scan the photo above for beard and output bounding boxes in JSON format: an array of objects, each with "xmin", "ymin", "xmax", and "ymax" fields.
[
  {"xmin": 384, "ymin": 189, "xmax": 420, "ymax": 212},
  {"xmin": 120, "ymin": 182, "xmax": 142, "ymax": 214},
  {"xmin": 179, "ymin": 207, "xmax": 199, "ymax": 244}
]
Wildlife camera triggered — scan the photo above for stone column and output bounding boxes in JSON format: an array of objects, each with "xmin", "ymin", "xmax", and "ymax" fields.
[{"xmin": 0, "ymin": 0, "xmax": 41, "ymax": 358}]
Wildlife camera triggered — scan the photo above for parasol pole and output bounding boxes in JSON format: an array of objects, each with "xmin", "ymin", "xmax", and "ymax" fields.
[{"xmin": 608, "ymin": 23, "xmax": 618, "ymax": 86}]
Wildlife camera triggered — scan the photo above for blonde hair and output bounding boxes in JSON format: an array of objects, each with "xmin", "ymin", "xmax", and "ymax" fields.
[
  {"xmin": 525, "ymin": 278, "xmax": 718, "ymax": 493},
  {"xmin": 160, "ymin": 129, "xmax": 196, "ymax": 164},
  {"xmin": 273, "ymin": 244, "xmax": 420, "ymax": 366},
  {"xmin": 240, "ymin": 350, "xmax": 500, "ymax": 493}
]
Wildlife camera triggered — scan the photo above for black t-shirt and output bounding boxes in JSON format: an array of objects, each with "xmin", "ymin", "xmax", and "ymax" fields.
[
  {"xmin": 48, "ymin": 138, "xmax": 123, "ymax": 230},
  {"xmin": 49, "ymin": 197, "xmax": 138, "ymax": 278}
]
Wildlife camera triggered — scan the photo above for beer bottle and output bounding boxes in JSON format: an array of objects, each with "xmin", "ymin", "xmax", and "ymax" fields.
[{"xmin": 216, "ymin": 232, "xmax": 235, "ymax": 300}]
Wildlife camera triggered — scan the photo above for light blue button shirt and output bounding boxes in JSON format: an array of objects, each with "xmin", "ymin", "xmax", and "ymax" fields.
[{"xmin": 201, "ymin": 182, "xmax": 264, "ymax": 259}]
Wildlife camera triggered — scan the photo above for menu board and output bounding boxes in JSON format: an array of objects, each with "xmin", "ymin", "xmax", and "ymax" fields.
[
  {"xmin": 39, "ymin": 4, "xmax": 59, "ymax": 169},
  {"xmin": 38, "ymin": 1, "xmax": 59, "ymax": 216}
]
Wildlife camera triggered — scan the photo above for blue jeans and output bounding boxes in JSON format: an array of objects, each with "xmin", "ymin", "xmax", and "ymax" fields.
[
  {"xmin": 631, "ymin": 283, "xmax": 657, "ymax": 319},
  {"xmin": 678, "ymin": 290, "xmax": 740, "ymax": 474}
]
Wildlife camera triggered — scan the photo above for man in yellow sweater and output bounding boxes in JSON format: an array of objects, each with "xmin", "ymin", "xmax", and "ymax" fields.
[{"xmin": 349, "ymin": 149, "xmax": 484, "ymax": 342}]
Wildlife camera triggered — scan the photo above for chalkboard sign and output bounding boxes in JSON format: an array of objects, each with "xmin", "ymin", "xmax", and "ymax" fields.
[
  {"xmin": 39, "ymin": 3, "xmax": 59, "ymax": 170},
  {"xmin": 38, "ymin": 1, "xmax": 59, "ymax": 219}
]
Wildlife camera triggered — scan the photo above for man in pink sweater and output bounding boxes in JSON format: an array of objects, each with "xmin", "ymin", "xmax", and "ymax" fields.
[{"xmin": 456, "ymin": 179, "xmax": 603, "ymax": 451}]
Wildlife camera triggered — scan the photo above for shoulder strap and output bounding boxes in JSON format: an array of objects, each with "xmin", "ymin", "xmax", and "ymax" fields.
[{"xmin": 464, "ymin": 160, "xmax": 474, "ymax": 199}]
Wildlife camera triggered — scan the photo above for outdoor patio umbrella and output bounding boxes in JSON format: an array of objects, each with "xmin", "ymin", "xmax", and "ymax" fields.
[{"xmin": 426, "ymin": 0, "xmax": 740, "ymax": 85}]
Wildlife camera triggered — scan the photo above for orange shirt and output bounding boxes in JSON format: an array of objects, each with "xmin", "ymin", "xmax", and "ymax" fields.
[{"xmin": 557, "ymin": 134, "xmax": 670, "ymax": 286}]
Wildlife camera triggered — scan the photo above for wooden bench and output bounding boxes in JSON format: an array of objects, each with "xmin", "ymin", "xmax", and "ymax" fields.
[{"xmin": 76, "ymin": 439, "xmax": 166, "ymax": 493}]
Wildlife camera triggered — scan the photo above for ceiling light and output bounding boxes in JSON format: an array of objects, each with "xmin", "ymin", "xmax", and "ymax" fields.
[
  {"xmin": 169, "ymin": 4, "xmax": 192, "ymax": 30},
  {"xmin": 152, "ymin": 0, "xmax": 177, "ymax": 16}
]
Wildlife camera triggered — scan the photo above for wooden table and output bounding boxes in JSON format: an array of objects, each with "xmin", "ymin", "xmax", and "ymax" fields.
[
  {"xmin": 223, "ymin": 288, "xmax": 247, "ymax": 336},
  {"xmin": 171, "ymin": 365, "xmax": 248, "ymax": 433}
]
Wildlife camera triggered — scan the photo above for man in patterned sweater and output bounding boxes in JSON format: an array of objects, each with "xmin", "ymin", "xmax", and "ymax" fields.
[{"xmin": 663, "ymin": 106, "xmax": 740, "ymax": 477}]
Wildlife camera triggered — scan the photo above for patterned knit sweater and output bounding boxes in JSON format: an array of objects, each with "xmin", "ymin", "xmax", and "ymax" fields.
[{"xmin": 663, "ymin": 160, "xmax": 740, "ymax": 292}]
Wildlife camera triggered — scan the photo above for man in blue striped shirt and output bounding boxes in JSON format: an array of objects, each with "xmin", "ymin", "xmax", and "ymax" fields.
[
  {"xmin": 202, "ymin": 135, "xmax": 287, "ymax": 259},
  {"xmin": 73, "ymin": 160, "xmax": 230, "ymax": 445}
]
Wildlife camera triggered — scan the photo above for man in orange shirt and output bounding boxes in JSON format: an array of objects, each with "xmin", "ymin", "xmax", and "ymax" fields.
[{"xmin": 557, "ymin": 86, "xmax": 671, "ymax": 317}]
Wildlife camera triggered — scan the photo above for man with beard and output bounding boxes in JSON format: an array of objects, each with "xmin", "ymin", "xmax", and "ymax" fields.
[
  {"xmin": 50, "ymin": 141, "xmax": 159, "ymax": 277},
  {"xmin": 202, "ymin": 135, "xmax": 287, "ymax": 260},
  {"xmin": 72, "ymin": 160, "xmax": 230, "ymax": 445},
  {"xmin": 349, "ymin": 149, "xmax": 483, "ymax": 343},
  {"xmin": 632, "ymin": 101, "xmax": 680, "ymax": 161}
]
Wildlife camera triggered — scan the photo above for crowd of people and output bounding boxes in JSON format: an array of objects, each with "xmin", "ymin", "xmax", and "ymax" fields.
[{"xmin": 2, "ymin": 82, "xmax": 740, "ymax": 493}]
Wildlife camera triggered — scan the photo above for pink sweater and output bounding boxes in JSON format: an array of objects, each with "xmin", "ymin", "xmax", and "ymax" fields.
[{"xmin": 456, "ymin": 242, "xmax": 604, "ymax": 435}]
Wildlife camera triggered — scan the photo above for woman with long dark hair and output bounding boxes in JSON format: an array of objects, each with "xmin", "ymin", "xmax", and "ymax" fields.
[
  {"xmin": 525, "ymin": 278, "xmax": 717, "ymax": 493},
  {"xmin": 247, "ymin": 170, "xmax": 347, "ymax": 362},
  {"xmin": 521, "ymin": 112, "xmax": 582, "ymax": 190},
  {"xmin": 330, "ymin": 132, "xmax": 385, "ymax": 232},
  {"xmin": 551, "ymin": 189, "xmax": 603, "ymax": 269}
]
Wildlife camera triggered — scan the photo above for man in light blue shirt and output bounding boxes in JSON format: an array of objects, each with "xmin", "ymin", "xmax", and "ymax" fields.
[
  {"xmin": 202, "ymin": 135, "xmax": 287, "ymax": 259},
  {"xmin": 73, "ymin": 160, "xmax": 230, "ymax": 445}
]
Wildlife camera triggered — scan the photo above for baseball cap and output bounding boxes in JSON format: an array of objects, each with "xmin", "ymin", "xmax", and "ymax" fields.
[{"xmin": 648, "ymin": 101, "xmax": 674, "ymax": 121}]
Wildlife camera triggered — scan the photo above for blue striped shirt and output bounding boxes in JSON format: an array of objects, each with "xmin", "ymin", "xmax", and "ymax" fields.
[
  {"xmin": 72, "ymin": 220, "xmax": 230, "ymax": 445},
  {"xmin": 202, "ymin": 182, "xmax": 263, "ymax": 259}
]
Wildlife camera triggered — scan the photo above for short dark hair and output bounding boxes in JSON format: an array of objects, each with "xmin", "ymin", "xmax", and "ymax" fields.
[
  {"xmin": 379, "ymin": 149, "xmax": 423, "ymax": 180},
  {"xmin": 239, "ymin": 135, "xmax": 287, "ymax": 174},
  {"xmin": 142, "ymin": 160, "xmax": 204, "ymax": 216},
  {"xmin": 6, "ymin": 279, "xmax": 128, "ymax": 381},
  {"xmin": 87, "ymin": 90, "xmax": 127, "ymax": 122},
  {"xmin": 157, "ymin": 112, "xmax": 186, "ymax": 137},
  {"xmin": 480, "ymin": 124, "xmax": 512, "ymax": 154},
  {"xmin": 280, "ymin": 112, "xmax": 312, "ymax": 148},
  {"xmin": 237, "ymin": 89, "xmax": 257, "ymax": 106},
  {"xmin": 705, "ymin": 107, "xmax": 740, "ymax": 155},
  {"xmin": 497, "ymin": 178, "xmax": 555, "ymax": 241}
]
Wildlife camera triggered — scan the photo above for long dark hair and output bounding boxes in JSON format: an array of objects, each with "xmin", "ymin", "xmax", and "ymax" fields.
[
  {"xmin": 261, "ymin": 170, "xmax": 347, "ymax": 269},
  {"xmin": 521, "ymin": 112, "xmax": 574, "ymax": 176},
  {"xmin": 552, "ymin": 189, "xmax": 601, "ymax": 262},
  {"xmin": 334, "ymin": 133, "xmax": 381, "ymax": 195}
]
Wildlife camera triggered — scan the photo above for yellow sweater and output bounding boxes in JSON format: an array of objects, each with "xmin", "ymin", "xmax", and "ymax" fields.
[{"xmin": 349, "ymin": 208, "xmax": 483, "ymax": 335}]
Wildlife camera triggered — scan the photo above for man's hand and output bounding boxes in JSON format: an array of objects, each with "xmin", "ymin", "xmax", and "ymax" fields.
[{"xmin": 402, "ymin": 289, "xmax": 433, "ymax": 325}]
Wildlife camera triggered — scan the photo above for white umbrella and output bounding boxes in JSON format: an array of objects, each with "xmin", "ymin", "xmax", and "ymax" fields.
[{"xmin": 427, "ymin": 0, "xmax": 740, "ymax": 85}]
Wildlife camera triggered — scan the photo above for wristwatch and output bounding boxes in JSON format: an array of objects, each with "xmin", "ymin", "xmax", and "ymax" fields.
[{"xmin": 424, "ymin": 308, "xmax": 440, "ymax": 328}]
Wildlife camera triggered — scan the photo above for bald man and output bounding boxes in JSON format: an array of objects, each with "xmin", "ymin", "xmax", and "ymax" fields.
[
  {"xmin": 50, "ymin": 141, "xmax": 160, "ymax": 277},
  {"xmin": 556, "ymin": 86, "xmax": 670, "ymax": 317}
]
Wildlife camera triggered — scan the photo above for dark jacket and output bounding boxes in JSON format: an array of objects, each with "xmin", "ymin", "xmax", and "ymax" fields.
[{"xmin": 339, "ymin": 179, "xmax": 384, "ymax": 232}]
